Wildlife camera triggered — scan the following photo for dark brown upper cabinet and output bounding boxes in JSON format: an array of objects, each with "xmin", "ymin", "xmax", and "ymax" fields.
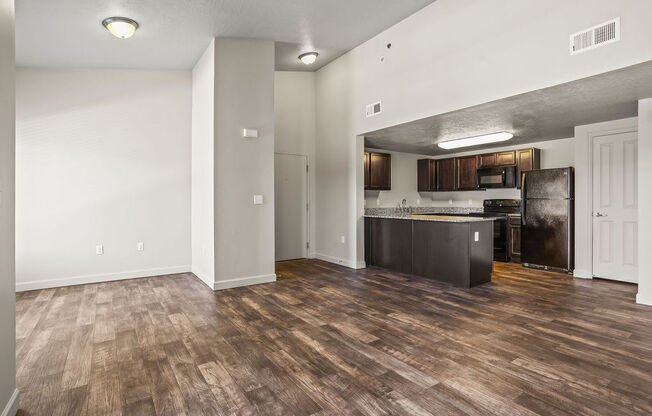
[
  {"xmin": 479, "ymin": 150, "xmax": 516, "ymax": 167},
  {"xmin": 479, "ymin": 153, "xmax": 497, "ymax": 168},
  {"xmin": 364, "ymin": 152, "xmax": 370, "ymax": 189},
  {"xmin": 364, "ymin": 151, "xmax": 391, "ymax": 190},
  {"xmin": 417, "ymin": 159, "xmax": 437, "ymax": 192},
  {"xmin": 496, "ymin": 151, "xmax": 517, "ymax": 166},
  {"xmin": 516, "ymin": 148, "xmax": 541, "ymax": 188},
  {"xmin": 455, "ymin": 155, "xmax": 480, "ymax": 191},
  {"xmin": 436, "ymin": 158, "xmax": 456, "ymax": 191}
]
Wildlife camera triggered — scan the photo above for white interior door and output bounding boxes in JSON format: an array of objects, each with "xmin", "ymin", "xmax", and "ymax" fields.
[
  {"xmin": 592, "ymin": 131, "xmax": 638, "ymax": 282},
  {"xmin": 274, "ymin": 153, "xmax": 308, "ymax": 261}
]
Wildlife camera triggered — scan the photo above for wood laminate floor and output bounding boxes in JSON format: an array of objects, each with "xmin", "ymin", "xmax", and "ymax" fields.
[{"xmin": 15, "ymin": 260, "xmax": 652, "ymax": 415}]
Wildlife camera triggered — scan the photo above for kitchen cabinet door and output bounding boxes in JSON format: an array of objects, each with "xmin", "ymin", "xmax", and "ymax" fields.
[
  {"xmin": 479, "ymin": 153, "xmax": 497, "ymax": 168},
  {"xmin": 364, "ymin": 152, "xmax": 370, "ymax": 189},
  {"xmin": 436, "ymin": 158, "xmax": 456, "ymax": 191},
  {"xmin": 496, "ymin": 151, "xmax": 516, "ymax": 166},
  {"xmin": 417, "ymin": 159, "xmax": 436, "ymax": 191},
  {"xmin": 509, "ymin": 216, "xmax": 521, "ymax": 263},
  {"xmin": 455, "ymin": 155, "xmax": 479, "ymax": 191},
  {"xmin": 516, "ymin": 148, "xmax": 541, "ymax": 188},
  {"xmin": 369, "ymin": 152, "xmax": 391, "ymax": 190}
]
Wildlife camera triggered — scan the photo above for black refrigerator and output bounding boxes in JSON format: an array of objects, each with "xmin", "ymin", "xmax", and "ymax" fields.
[{"xmin": 521, "ymin": 167, "xmax": 574, "ymax": 273}]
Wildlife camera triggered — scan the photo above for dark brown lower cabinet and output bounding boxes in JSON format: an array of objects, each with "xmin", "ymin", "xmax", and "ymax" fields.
[
  {"xmin": 365, "ymin": 217, "xmax": 493, "ymax": 288},
  {"xmin": 509, "ymin": 215, "xmax": 521, "ymax": 263},
  {"xmin": 367, "ymin": 217, "xmax": 412, "ymax": 274}
]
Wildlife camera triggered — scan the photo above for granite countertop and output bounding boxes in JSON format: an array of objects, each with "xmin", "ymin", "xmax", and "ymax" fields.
[{"xmin": 363, "ymin": 214, "xmax": 496, "ymax": 223}]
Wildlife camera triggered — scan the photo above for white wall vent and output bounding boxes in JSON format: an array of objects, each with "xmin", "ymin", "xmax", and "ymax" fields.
[
  {"xmin": 366, "ymin": 101, "xmax": 382, "ymax": 118},
  {"xmin": 570, "ymin": 17, "xmax": 620, "ymax": 55}
]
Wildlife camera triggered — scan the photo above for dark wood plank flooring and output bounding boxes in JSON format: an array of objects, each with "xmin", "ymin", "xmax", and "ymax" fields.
[{"xmin": 15, "ymin": 260, "xmax": 652, "ymax": 415}]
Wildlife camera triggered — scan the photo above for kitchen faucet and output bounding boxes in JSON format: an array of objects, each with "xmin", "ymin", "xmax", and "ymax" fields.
[{"xmin": 398, "ymin": 198, "xmax": 408, "ymax": 214}]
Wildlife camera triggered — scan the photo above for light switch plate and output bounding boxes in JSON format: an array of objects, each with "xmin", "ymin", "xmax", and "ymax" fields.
[
  {"xmin": 243, "ymin": 128, "xmax": 259, "ymax": 138},
  {"xmin": 253, "ymin": 194, "xmax": 264, "ymax": 205},
  {"xmin": 96, "ymin": 245, "xmax": 104, "ymax": 255},
  {"xmin": 474, "ymin": 232, "xmax": 479, "ymax": 242}
]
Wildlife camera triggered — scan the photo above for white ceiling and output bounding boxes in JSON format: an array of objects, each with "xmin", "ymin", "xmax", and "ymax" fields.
[
  {"xmin": 364, "ymin": 61, "xmax": 652, "ymax": 155},
  {"xmin": 16, "ymin": 0, "xmax": 435, "ymax": 71}
]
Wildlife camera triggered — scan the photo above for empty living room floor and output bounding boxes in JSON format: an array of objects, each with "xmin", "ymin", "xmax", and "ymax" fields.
[{"xmin": 15, "ymin": 260, "xmax": 652, "ymax": 415}]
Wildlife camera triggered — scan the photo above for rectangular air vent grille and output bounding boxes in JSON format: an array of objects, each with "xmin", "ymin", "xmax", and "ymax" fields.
[
  {"xmin": 570, "ymin": 17, "xmax": 620, "ymax": 55},
  {"xmin": 366, "ymin": 101, "xmax": 382, "ymax": 118}
]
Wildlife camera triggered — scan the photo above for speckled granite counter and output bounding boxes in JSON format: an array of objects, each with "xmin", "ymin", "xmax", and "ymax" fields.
[
  {"xmin": 363, "ymin": 214, "xmax": 495, "ymax": 222},
  {"xmin": 365, "ymin": 206, "xmax": 483, "ymax": 216}
]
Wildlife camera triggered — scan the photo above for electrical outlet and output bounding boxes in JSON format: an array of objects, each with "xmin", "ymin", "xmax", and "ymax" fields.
[
  {"xmin": 340, "ymin": 236, "xmax": 346, "ymax": 244},
  {"xmin": 449, "ymin": 199, "xmax": 453, "ymax": 205},
  {"xmin": 468, "ymin": 199, "xmax": 473, "ymax": 205},
  {"xmin": 96, "ymin": 245, "xmax": 104, "ymax": 255},
  {"xmin": 137, "ymin": 242, "xmax": 144, "ymax": 251}
]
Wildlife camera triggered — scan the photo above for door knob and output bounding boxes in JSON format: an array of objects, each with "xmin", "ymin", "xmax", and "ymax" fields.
[{"xmin": 594, "ymin": 212, "xmax": 607, "ymax": 217}]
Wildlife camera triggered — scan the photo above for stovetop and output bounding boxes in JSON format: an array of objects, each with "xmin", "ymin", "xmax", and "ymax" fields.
[
  {"xmin": 424, "ymin": 199, "xmax": 521, "ymax": 217},
  {"xmin": 482, "ymin": 199, "xmax": 521, "ymax": 214}
]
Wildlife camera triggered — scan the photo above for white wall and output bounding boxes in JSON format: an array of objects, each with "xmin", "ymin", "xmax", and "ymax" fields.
[
  {"xmin": 191, "ymin": 40, "xmax": 215, "ymax": 287},
  {"xmin": 274, "ymin": 71, "xmax": 316, "ymax": 256},
  {"xmin": 351, "ymin": 0, "xmax": 652, "ymax": 135},
  {"xmin": 15, "ymin": 69, "xmax": 192, "ymax": 291},
  {"xmin": 636, "ymin": 100, "xmax": 652, "ymax": 306},
  {"xmin": 212, "ymin": 38, "xmax": 276, "ymax": 289},
  {"xmin": 316, "ymin": 0, "xmax": 652, "ymax": 269},
  {"xmin": 365, "ymin": 138, "xmax": 575, "ymax": 208},
  {"xmin": 315, "ymin": 54, "xmax": 363, "ymax": 268},
  {"xmin": 0, "ymin": 0, "xmax": 17, "ymax": 413},
  {"xmin": 573, "ymin": 118, "xmax": 638, "ymax": 280}
]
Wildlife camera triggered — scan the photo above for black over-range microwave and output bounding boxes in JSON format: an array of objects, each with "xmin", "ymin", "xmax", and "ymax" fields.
[{"xmin": 477, "ymin": 166, "xmax": 516, "ymax": 188}]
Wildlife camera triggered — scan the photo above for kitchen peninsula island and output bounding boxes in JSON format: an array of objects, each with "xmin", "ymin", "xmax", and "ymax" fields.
[{"xmin": 364, "ymin": 214, "xmax": 495, "ymax": 288}]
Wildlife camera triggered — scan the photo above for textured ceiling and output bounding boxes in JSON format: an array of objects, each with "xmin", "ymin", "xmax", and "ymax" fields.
[
  {"xmin": 364, "ymin": 61, "xmax": 652, "ymax": 155},
  {"xmin": 16, "ymin": 0, "xmax": 435, "ymax": 71}
]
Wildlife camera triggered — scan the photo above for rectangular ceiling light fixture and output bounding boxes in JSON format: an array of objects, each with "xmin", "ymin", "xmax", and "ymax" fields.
[{"xmin": 438, "ymin": 132, "xmax": 513, "ymax": 150}]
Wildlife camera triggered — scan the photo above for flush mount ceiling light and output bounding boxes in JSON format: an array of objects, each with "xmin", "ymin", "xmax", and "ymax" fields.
[
  {"xmin": 102, "ymin": 17, "xmax": 139, "ymax": 39},
  {"xmin": 298, "ymin": 52, "xmax": 319, "ymax": 65},
  {"xmin": 438, "ymin": 132, "xmax": 514, "ymax": 150}
]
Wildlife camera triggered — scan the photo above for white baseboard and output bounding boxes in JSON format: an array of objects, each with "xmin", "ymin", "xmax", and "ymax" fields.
[
  {"xmin": 212, "ymin": 273, "xmax": 276, "ymax": 291},
  {"xmin": 636, "ymin": 293, "xmax": 652, "ymax": 307},
  {"xmin": 16, "ymin": 265, "xmax": 191, "ymax": 292},
  {"xmin": 573, "ymin": 269, "xmax": 593, "ymax": 279},
  {"xmin": 315, "ymin": 253, "xmax": 366, "ymax": 269},
  {"xmin": 191, "ymin": 267, "xmax": 214, "ymax": 289},
  {"xmin": 1, "ymin": 389, "xmax": 19, "ymax": 416}
]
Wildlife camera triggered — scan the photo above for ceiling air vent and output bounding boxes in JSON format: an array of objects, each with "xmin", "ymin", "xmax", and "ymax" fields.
[
  {"xmin": 570, "ymin": 17, "xmax": 620, "ymax": 55},
  {"xmin": 366, "ymin": 101, "xmax": 382, "ymax": 118}
]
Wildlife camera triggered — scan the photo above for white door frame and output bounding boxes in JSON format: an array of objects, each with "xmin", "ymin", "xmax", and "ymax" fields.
[
  {"xmin": 586, "ymin": 125, "xmax": 638, "ymax": 280},
  {"xmin": 274, "ymin": 152, "xmax": 310, "ymax": 254}
]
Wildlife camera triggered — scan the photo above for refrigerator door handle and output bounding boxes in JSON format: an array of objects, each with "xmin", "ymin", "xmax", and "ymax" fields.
[{"xmin": 521, "ymin": 199, "xmax": 526, "ymax": 225}]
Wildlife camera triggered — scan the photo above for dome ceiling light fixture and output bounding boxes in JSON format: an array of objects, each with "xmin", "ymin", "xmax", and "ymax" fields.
[
  {"xmin": 102, "ymin": 17, "xmax": 139, "ymax": 39},
  {"xmin": 298, "ymin": 52, "xmax": 319, "ymax": 65}
]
